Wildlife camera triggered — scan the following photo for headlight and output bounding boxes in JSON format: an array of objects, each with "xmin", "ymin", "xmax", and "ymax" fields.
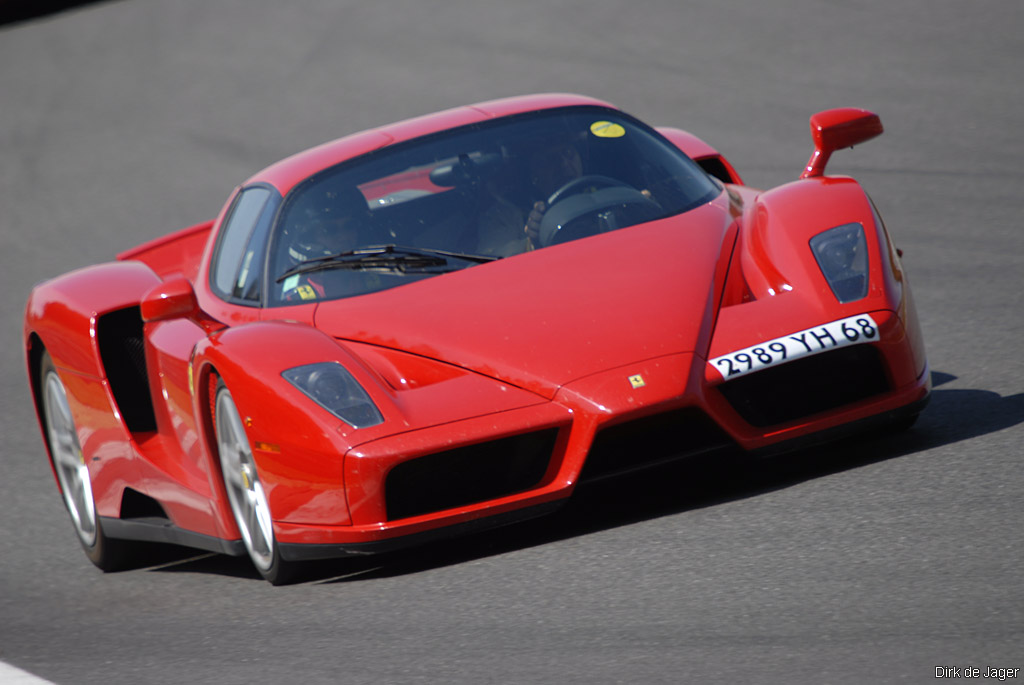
[
  {"xmin": 282, "ymin": 362, "xmax": 384, "ymax": 429},
  {"xmin": 809, "ymin": 222, "xmax": 869, "ymax": 303}
]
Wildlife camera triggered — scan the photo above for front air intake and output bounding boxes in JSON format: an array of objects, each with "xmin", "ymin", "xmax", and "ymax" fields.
[
  {"xmin": 385, "ymin": 429, "xmax": 558, "ymax": 521},
  {"xmin": 580, "ymin": 408, "xmax": 734, "ymax": 483},
  {"xmin": 717, "ymin": 344, "xmax": 890, "ymax": 427}
]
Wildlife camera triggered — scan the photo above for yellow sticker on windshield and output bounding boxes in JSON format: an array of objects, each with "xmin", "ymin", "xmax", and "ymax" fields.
[{"xmin": 590, "ymin": 121, "xmax": 626, "ymax": 138}]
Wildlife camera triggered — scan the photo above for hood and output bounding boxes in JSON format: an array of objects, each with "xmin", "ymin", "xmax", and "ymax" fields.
[{"xmin": 314, "ymin": 197, "xmax": 735, "ymax": 399}]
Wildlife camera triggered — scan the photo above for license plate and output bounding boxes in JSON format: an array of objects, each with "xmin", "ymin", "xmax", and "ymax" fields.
[{"xmin": 709, "ymin": 314, "xmax": 880, "ymax": 380}]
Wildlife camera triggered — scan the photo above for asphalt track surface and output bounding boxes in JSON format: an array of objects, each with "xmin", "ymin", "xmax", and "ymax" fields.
[{"xmin": 1, "ymin": 2, "xmax": 1022, "ymax": 684}]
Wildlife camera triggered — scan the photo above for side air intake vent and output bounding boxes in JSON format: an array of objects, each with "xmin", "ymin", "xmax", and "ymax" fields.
[
  {"xmin": 97, "ymin": 306, "xmax": 157, "ymax": 433},
  {"xmin": 119, "ymin": 487, "xmax": 170, "ymax": 522},
  {"xmin": 696, "ymin": 157, "xmax": 735, "ymax": 184}
]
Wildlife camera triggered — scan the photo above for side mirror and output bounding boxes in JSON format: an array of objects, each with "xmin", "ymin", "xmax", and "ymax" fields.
[
  {"xmin": 140, "ymin": 276, "xmax": 199, "ymax": 323},
  {"xmin": 800, "ymin": 107, "xmax": 883, "ymax": 179}
]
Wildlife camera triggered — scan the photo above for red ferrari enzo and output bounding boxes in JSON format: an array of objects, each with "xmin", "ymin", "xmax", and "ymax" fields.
[{"xmin": 24, "ymin": 94, "xmax": 929, "ymax": 583}]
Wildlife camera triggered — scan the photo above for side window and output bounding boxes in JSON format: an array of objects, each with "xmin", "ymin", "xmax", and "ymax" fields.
[
  {"xmin": 210, "ymin": 187, "xmax": 276, "ymax": 303},
  {"xmin": 232, "ymin": 193, "xmax": 279, "ymax": 303}
]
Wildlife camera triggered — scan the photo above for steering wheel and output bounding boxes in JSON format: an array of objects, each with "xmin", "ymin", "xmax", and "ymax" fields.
[
  {"xmin": 537, "ymin": 184, "xmax": 662, "ymax": 247},
  {"xmin": 546, "ymin": 174, "xmax": 627, "ymax": 207}
]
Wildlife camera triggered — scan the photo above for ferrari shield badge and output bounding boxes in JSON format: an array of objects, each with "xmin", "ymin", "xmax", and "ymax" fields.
[{"xmin": 628, "ymin": 374, "xmax": 646, "ymax": 389}]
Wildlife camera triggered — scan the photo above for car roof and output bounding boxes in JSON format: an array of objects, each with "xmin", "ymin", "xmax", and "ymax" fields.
[{"xmin": 247, "ymin": 93, "xmax": 616, "ymax": 195}]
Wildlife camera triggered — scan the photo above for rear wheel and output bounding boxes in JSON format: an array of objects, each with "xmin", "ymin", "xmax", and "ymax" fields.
[
  {"xmin": 40, "ymin": 351, "xmax": 129, "ymax": 570},
  {"xmin": 214, "ymin": 382, "xmax": 297, "ymax": 585}
]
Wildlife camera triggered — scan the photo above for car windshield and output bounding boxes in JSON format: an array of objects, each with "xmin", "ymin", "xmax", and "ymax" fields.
[{"xmin": 267, "ymin": 105, "xmax": 720, "ymax": 305}]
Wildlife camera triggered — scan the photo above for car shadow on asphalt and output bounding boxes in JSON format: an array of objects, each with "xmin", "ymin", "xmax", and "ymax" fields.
[{"xmin": 146, "ymin": 371, "xmax": 1024, "ymax": 584}]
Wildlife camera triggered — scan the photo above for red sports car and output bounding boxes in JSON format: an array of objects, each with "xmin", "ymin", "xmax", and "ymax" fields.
[{"xmin": 24, "ymin": 94, "xmax": 929, "ymax": 583}]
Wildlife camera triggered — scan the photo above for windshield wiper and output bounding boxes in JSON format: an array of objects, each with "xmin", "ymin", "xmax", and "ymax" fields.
[{"xmin": 276, "ymin": 244, "xmax": 499, "ymax": 283}]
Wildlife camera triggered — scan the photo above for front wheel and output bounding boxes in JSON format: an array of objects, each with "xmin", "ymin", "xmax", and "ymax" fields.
[
  {"xmin": 214, "ymin": 382, "xmax": 297, "ymax": 585},
  {"xmin": 40, "ymin": 351, "xmax": 129, "ymax": 571}
]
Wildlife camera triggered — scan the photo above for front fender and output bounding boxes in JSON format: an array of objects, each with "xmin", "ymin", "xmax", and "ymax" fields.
[
  {"xmin": 707, "ymin": 177, "xmax": 927, "ymax": 424},
  {"xmin": 191, "ymin": 319, "xmax": 554, "ymax": 529},
  {"xmin": 192, "ymin": 321, "xmax": 377, "ymax": 528},
  {"xmin": 737, "ymin": 177, "xmax": 899, "ymax": 310}
]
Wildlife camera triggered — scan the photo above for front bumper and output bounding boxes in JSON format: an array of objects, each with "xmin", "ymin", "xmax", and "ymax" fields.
[{"xmin": 271, "ymin": 313, "xmax": 929, "ymax": 553}]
